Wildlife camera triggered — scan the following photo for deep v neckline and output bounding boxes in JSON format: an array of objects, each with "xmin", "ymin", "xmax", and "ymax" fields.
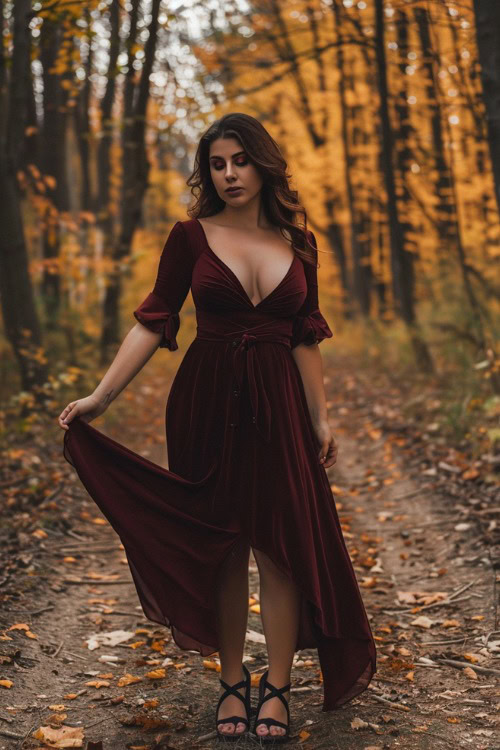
[{"xmin": 195, "ymin": 218, "xmax": 297, "ymax": 310}]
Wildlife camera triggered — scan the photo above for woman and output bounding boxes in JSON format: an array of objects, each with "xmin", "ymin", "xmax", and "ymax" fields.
[{"xmin": 59, "ymin": 113, "xmax": 376, "ymax": 744}]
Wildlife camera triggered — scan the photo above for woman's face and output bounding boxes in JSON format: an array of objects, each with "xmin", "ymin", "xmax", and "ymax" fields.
[{"xmin": 208, "ymin": 137, "xmax": 263, "ymax": 206}]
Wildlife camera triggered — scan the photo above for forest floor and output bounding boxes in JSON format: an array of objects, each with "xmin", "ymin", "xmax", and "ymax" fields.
[{"xmin": 0, "ymin": 348, "xmax": 499, "ymax": 750}]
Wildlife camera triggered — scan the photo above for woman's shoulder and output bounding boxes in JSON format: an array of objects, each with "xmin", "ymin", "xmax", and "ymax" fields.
[{"xmin": 169, "ymin": 218, "xmax": 205, "ymax": 260}]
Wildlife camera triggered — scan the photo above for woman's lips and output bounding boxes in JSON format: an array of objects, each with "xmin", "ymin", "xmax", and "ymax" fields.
[{"xmin": 226, "ymin": 187, "xmax": 243, "ymax": 194}]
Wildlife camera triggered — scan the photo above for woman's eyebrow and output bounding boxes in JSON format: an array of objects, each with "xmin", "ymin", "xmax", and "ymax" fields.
[{"xmin": 209, "ymin": 151, "xmax": 246, "ymax": 160}]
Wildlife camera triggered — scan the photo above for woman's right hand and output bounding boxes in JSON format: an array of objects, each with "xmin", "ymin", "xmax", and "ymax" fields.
[{"xmin": 58, "ymin": 395, "xmax": 108, "ymax": 431}]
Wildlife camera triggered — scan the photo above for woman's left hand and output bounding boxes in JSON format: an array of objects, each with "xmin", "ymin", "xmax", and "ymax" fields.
[{"xmin": 314, "ymin": 419, "xmax": 338, "ymax": 468}]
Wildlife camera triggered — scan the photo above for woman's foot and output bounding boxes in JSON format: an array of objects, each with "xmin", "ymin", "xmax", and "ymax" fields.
[
  {"xmin": 216, "ymin": 667, "xmax": 249, "ymax": 737},
  {"xmin": 254, "ymin": 688, "xmax": 290, "ymax": 737},
  {"xmin": 254, "ymin": 671, "xmax": 290, "ymax": 739}
]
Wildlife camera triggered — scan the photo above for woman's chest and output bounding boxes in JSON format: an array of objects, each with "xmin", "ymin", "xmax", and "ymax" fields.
[{"xmin": 191, "ymin": 249, "xmax": 307, "ymax": 316}]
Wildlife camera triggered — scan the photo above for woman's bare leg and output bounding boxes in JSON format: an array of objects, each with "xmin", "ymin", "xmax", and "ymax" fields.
[
  {"xmin": 214, "ymin": 539, "xmax": 251, "ymax": 735},
  {"xmin": 253, "ymin": 548, "xmax": 300, "ymax": 738}
]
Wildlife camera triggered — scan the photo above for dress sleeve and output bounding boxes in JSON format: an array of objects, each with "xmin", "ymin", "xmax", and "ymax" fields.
[
  {"xmin": 133, "ymin": 221, "xmax": 194, "ymax": 351},
  {"xmin": 291, "ymin": 230, "xmax": 333, "ymax": 349}
]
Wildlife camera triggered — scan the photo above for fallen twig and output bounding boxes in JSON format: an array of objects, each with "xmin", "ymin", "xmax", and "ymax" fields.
[
  {"xmin": 370, "ymin": 694, "xmax": 410, "ymax": 711},
  {"xmin": 0, "ymin": 729, "xmax": 23, "ymax": 740},
  {"xmin": 437, "ymin": 658, "xmax": 500, "ymax": 676},
  {"xmin": 63, "ymin": 579, "xmax": 131, "ymax": 585},
  {"xmin": 420, "ymin": 637, "xmax": 468, "ymax": 645},
  {"xmin": 52, "ymin": 640, "xmax": 64, "ymax": 658},
  {"xmin": 197, "ymin": 729, "xmax": 218, "ymax": 742},
  {"xmin": 381, "ymin": 593, "xmax": 471, "ymax": 615},
  {"xmin": 3, "ymin": 605, "xmax": 54, "ymax": 617}
]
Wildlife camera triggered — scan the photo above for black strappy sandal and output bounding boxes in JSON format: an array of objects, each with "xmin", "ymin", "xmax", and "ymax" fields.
[
  {"xmin": 215, "ymin": 663, "xmax": 252, "ymax": 742},
  {"xmin": 253, "ymin": 669, "xmax": 291, "ymax": 744}
]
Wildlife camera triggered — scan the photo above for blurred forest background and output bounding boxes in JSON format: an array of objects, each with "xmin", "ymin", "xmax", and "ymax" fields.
[{"xmin": 0, "ymin": 0, "xmax": 499, "ymax": 456}]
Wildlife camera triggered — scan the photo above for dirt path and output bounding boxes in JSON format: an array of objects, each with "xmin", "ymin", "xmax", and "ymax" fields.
[{"xmin": 0, "ymin": 352, "xmax": 498, "ymax": 750}]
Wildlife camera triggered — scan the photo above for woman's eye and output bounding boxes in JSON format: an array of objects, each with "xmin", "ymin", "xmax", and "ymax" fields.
[{"xmin": 213, "ymin": 159, "xmax": 248, "ymax": 170}]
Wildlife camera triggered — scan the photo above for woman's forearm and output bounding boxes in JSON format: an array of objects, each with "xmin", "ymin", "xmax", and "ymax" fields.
[
  {"xmin": 92, "ymin": 323, "xmax": 162, "ymax": 407},
  {"xmin": 291, "ymin": 343, "xmax": 329, "ymax": 424}
]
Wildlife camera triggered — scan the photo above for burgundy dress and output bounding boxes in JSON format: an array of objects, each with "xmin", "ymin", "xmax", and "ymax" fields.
[{"xmin": 64, "ymin": 217, "xmax": 376, "ymax": 711}]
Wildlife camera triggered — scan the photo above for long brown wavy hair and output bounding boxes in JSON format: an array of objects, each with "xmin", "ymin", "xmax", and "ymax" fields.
[{"xmin": 186, "ymin": 113, "xmax": 317, "ymax": 266}]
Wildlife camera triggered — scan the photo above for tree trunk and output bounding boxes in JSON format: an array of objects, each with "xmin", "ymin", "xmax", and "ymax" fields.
[
  {"xmin": 75, "ymin": 5, "xmax": 93, "ymax": 212},
  {"xmin": 333, "ymin": 0, "xmax": 371, "ymax": 317},
  {"xmin": 100, "ymin": 0, "xmax": 161, "ymax": 360},
  {"xmin": 0, "ymin": 0, "xmax": 47, "ymax": 390},
  {"xmin": 415, "ymin": 8, "xmax": 463, "ymax": 272},
  {"xmin": 39, "ymin": 17, "xmax": 69, "ymax": 322},
  {"xmin": 374, "ymin": 0, "xmax": 433, "ymax": 372},
  {"xmin": 473, "ymin": 0, "xmax": 500, "ymax": 217},
  {"xmin": 96, "ymin": 0, "xmax": 120, "ymax": 236}
]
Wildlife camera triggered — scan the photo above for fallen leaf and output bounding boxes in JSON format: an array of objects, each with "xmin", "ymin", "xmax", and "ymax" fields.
[
  {"xmin": 33, "ymin": 724, "xmax": 84, "ymax": 747},
  {"xmin": 85, "ymin": 630, "xmax": 135, "ymax": 650},
  {"xmin": 410, "ymin": 615, "xmax": 434, "ymax": 629},
  {"xmin": 462, "ymin": 666, "xmax": 477, "ymax": 680},
  {"xmin": 48, "ymin": 712, "xmax": 67, "ymax": 723},
  {"xmin": 0, "ymin": 679, "xmax": 13, "ymax": 688},
  {"xmin": 145, "ymin": 668, "xmax": 166, "ymax": 679},
  {"xmin": 85, "ymin": 680, "xmax": 110, "ymax": 688},
  {"xmin": 32, "ymin": 529, "xmax": 48, "ymax": 539},
  {"xmin": 351, "ymin": 717, "xmax": 369, "ymax": 730},
  {"xmin": 117, "ymin": 673, "xmax": 143, "ymax": 687},
  {"xmin": 203, "ymin": 659, "xmax": 221, "ymax": 672}
]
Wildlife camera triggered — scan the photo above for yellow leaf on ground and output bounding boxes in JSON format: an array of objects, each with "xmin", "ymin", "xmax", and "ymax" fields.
[
  {"xmin": 8, "ymin": 623, "xmax": 29, "ymax": 631},
  {"xmin": 462, "ymin": 666, "xmax": 477, "ymax": 680},
  {"xmin": 144, "ymin": 698, "xmax": 159, "ymax": 709},
  {"xmin": 85, "ymin": 680, "xmax": 110, "ymax": 688},
  {"xmin": 0, "ymin": 679, "xmax": 13, "ymax": 688},
  {"xmin": 405, "ymin": 671, "xmax": 414, "ymax": 681},
  {"xmin": 250, "ymin": 604, "xmax": 261, "ymax": 614},
  {"xmin": 63, "ymin": 557, "xmax": 77, "ymax": 563},
  {"xmin": 49, "ymin": 705, "xmax": 66, "ymax": 711},
  {"xmin": 32, "ymin": 529, "xmax": 48, "ymax": 539},
  {"xmin": 63, "ymin": 694, "xmax": 78, "ymax": 700},
  {"xmin": 145, "ymin": 668, "xmax": 166, "ymax": 679},
  {"xmin": 299, "ymin": 729, "xmax": 310, "ymax": 741},
  {"xmin": 463, "ymin": 653, "xmax": 481, "ymax": 663},
  {"xmin": 442, "ymin": 619, "xmax": 460, "ymax": 628},
  {"xmin": 128, "ymin": 641, "xmax": 146, "ymax": 649},
  {"xmin": 117, "ymin": 673, "xmax": 142, "ymax": 687},
  {"xmin": 447, "ymin": 717, "xmax": 461, "ymax": 723},
  {"xmin": 203, "ymin": 659, "xmax": 221, "ymax": 672},
  {"xmin": 48, "ymin": 712, "xmax": 67, "ymax": 723},
  {"xmin": 92, "ymin": 517, "xmax": 108, "ymax": 525}
]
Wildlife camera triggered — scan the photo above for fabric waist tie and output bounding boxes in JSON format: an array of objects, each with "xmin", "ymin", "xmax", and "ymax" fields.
[{"xmin": 195, "ymin": 312, "xmax": 292, "ymax": 443}]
